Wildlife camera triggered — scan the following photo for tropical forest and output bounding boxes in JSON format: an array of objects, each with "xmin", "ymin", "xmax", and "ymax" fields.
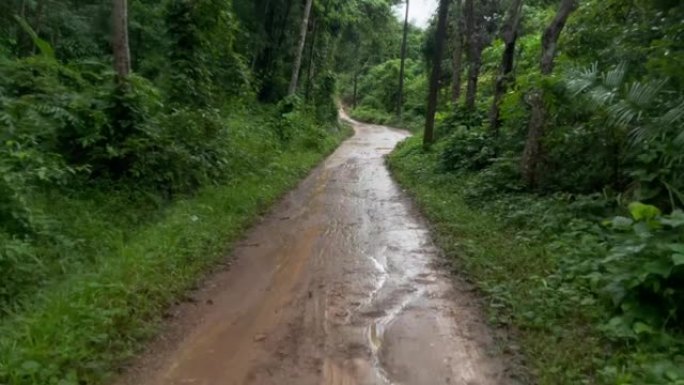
[{"xmin": 0, "ymin": 0, "xmax": 683, "ymax": 384}]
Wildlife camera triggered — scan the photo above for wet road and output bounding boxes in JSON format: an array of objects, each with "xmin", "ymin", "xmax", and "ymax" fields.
[{"xmin": 118, "ymin": 115, "xmax": 509, "ymax": 385}]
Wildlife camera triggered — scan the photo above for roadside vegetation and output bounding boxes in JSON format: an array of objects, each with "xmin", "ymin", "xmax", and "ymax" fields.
[
  {"xmin": 380, "ymin": 0, "xmax": 684, "ymax": 384},
  {"xmin": 0, "ymin": 0, "xmax": 405, "ymax": 384},
  {"xmin": 2, "ymin": 0, "xmax": 682, "ymax": 383}
]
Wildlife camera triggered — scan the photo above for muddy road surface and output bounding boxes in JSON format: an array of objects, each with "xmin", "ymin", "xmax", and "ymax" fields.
[{"xmin": 117, "ymin": 115, "xmax": 510, "ymax": 385}]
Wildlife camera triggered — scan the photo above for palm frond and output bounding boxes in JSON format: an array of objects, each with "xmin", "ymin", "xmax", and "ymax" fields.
[
  {"xmin": 608, "ymin": 100, "xmax": 640, "ymax": 127},
  {"xmin": 602, "ymin": 62, "xmax": 627, "ymax": 89},
  {"xmin": 661, "ymin": 99, "xmax": 684, "ymax": 125},
  {"xmin": 587, "ymin": 84, "xmax": 616, "ymax": 106},
  {"xmin": 625, "ymin": 80, "xmax": 666, "ymax": 108},
  {"xmin": 566, "ymin": 62, "xmax": 599, "ymax": 96}
]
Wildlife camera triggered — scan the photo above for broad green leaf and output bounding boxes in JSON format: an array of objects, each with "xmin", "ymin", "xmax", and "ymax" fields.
[
  {"xmin": 661, "ymin": 210, "xmax": 684, "ymax": 227},
  {"xmin": 21, "ymin": 360, "xmax": 40, "ymax": 373},
  {"xmin": 672, "ymin": 254, "xmax": 684, "ymax": 266},
  {"xmin": 628, "ymin": 202, "xmax": 661, "ymax": 221},
  {"xmin": 643, "ymin": 259, "xmax": 671, "ymax": 278},
  {"xmin": 632, "ymin": 321, "xmax": 654, "ymax": 335},
  {"xmin": 666, "ymin": 244, "xmax": 684, "ymax": 254},
  {"xmin": 610, "ymin": 216, "xmax": 633, "ymax": 229}
]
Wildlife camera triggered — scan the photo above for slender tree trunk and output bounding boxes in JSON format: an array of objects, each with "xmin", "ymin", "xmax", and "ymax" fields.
[
  {"xmin": 423, "ymin": 0, "xmax": 450, "ymax": 148},
  {"xmin": 32, "ymin": 0, "xmax": 45, "ymax": 55},
  {"xmin": 288, "ymin": 0, "xmax": 314, "ymax": 96},
  {"xmin": 397, "ymin": 0, "xmax": 410, "ymax": 118},
  {"xmin": 521, "ymin": 0, "xmax": 577, "ymax": 187},
  {"xmin": 540, "ymin": 0, "xmax": 577, "ymax": 75},
  {"xmin": 112, "ymin": 0, "xmax": 131, "ymax": 80},
  {"xmin": 463, "ymin": 0, "xmax": 480, "ymax": 111},
  {"xmin": 451, "ymin": 27, "xmax": 463, "ymax": 104},
  {"xmin": 353, "ymin": 71, "xmax": 359, "ymax": 109},
  {"xmin": 489, "ymin": 0, "xmax": 524, "ymax": 135},
  {"xmin": 449, "ymin": 0, "xmax": 463, "ymax": 104},
  {"xmin": 464, "ymin": 42, "xmax": 483, "ymax": 111},
  {"xmin": 17, "ymin": 0, "xmax": 30, "ymax": 56},
  {"xmin": 305, "ymin": 16, "xmax": 318, "ymax": 100}
]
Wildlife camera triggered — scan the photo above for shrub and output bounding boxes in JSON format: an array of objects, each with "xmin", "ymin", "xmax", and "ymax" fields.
[
  {"xmin": 595, "ymin": 204, "xmax": 684, "ymax": 338},
  {"xmin": 440, "ymin": 128, "xmax": 496, "ymax": 172}
]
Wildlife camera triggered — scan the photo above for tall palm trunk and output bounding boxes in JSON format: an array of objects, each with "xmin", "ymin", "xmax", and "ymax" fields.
[
  {"xmin": 489, "ymin": 0, "xmax": 524, "ymax": 135},
  {"xmin": 112, "ymin": 0, "xmax": 131, "ymax": 80},
  {"xmin": 521, "ymin": 0, "xmax": 578, "ymax": 187},
  {"xmin": 397, "ymin": 0, "xmax": 410, "ymax": 118},
  {"xmin": 288, "ymin": 0, "xmax": 314, "ymax": 96},
  {"xmin": 423, "ymin": 0, "xmax": 450, "ymax": 148}
]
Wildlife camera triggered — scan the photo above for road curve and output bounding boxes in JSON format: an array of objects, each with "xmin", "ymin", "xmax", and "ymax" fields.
[{"xmin": 116, "ymin": 114, "xmax": 511, "ymax": 385}]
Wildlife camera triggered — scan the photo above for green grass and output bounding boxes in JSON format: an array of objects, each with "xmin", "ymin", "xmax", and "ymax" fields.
[
  {"xmin": 0, "ymin": 113, "xmax": 351, "ymax": 385},
  {"xmin": 349, "ymin": 106, "xmax": 424, "ymax": 132},
  {"xmin": 387, "ymin": 136, "xmax": 606, "ymax": 384},
  {"xmin": 389, "ymin": 135, "xmax": 684, "ymax": 385}
]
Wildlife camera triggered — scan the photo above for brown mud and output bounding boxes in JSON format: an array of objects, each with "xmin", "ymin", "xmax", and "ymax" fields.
[{"xmin": 116, "ymin": 113, "xmax": 512, "ymax": 385}]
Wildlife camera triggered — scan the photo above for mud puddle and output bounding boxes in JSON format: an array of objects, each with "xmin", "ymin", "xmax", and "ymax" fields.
[{"xmin": 115, "ymin": 112, "xmax": 511, "ymax": 385}]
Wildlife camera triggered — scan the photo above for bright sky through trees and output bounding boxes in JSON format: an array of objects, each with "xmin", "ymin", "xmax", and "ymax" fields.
[{"xmin": 393, "ymin": 0, "xmax": 438, "ymax": 28}]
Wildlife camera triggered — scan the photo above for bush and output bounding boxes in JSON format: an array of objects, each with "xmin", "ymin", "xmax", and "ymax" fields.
[
  {"xmin": 596, "ymin": 204, "xmax": 684, "ymax": 338},
  {"xmin": 131, "ymin": 107, "xmax": 234, "ymax": 194},
  {"xmin": 440, "ymin": 128, "xmax": 496, "ymax": 172},
  {"xmin": 350, "ymin": 106, "xmax": 393, "ymax": 125}
]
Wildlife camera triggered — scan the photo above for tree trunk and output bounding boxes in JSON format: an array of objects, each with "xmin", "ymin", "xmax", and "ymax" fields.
[
  {"xmin": 450, "ymin": 25, "xmax": 463, "ymax": 105},
  {"xmin": 423, "ymin": 0, "xmax": 450, "ymax": 148},
  {"xmin": 488, "ymin": 0, "xmax": 523, "ymax": 135},
  {"xmin": 288, "ymin": 0, "xmax": 314, "ymax": 96},
  {"xmin": 353, "ymin": 71, "xmax": 359, "ymax": 109},
  {"xmin": 17, "ymin": 0, "xmax": 31, "ymax": 56},
  {"xmin": 397, "ymin": 0, "xmax": 410, "ymax": 118},
  {"xmin": 462, "ymin": 0, "xmax": 480, "ymax": 111},
  {"xmin": 540, "ymin": 0, "xmax": 577, "ymax": 75},
  {"xmin": 112, "ymin": 0, "xmax": 131, "ymax": 80},
  {"xmin": 464, "ymin": 42, "xmax": 483, "ymax": 111},
  {"xmin": 305, "ymin": 16, "xmax": 318, "ymax": 100},
  {"xmin": 521, "ymin": 0, "xmax": 577, "ymax": 186},
  {"xmin": 520, "ymin": 91, "xmax": 545, "ymax": 186}
]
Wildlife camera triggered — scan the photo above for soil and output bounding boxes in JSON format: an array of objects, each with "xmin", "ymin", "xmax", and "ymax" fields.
[{"xmin": 115, "ymin": 113, "xmax": 513, "ymax": 385}]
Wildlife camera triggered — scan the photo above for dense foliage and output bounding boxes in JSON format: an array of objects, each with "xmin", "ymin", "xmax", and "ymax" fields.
[
  {"xmin": 370, "ymin": 0, "xmax": 684, "ymax": 383},
  {"xmin": 0, "ymin": 0, "xmax": 403, "ymax": 384}
]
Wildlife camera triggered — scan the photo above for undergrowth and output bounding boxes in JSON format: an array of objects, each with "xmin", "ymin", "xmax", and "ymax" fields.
[
  {"xmin": 0, "ymin": 108, "xmax": 351, "ymax": 385},
  {"xmin": 388, "ymin": 135, "xmax": 684, "ymax": 385}
]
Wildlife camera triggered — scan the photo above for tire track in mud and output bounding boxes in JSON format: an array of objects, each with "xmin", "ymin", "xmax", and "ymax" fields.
[{"xmin": 115, "ymin": 113, "xmax": 513, "ymax": 385}]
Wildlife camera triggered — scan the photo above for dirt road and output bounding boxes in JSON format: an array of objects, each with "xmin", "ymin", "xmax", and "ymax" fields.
[{"xmin": 117, "ymin": 115, "xmax": 510, "ymax": 385}]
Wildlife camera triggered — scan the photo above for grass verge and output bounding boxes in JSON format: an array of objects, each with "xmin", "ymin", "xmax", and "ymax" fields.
[{"xmin": 0, "ymin": 118, "xmax": 352, "ymax": 385}]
